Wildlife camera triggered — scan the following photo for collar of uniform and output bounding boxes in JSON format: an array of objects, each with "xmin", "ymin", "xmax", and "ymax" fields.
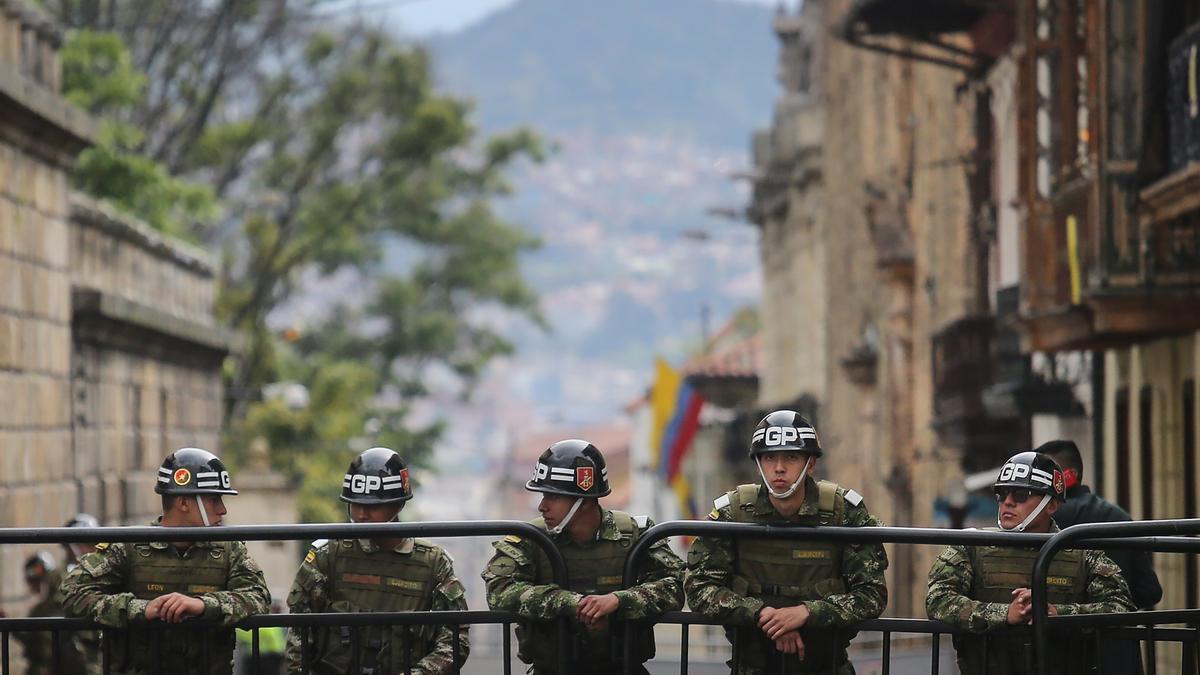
[
  {"xmin": 752, "ymin": 475, "xmax": 820, "ymax": 517},
  {"xmin": 356, "ymin": 537, "xmax": 415, "ymax": 554},
  {"xmin": 148, "ymin": 516, "xmax": 217, "ymax": 550},
  {"xmin": 594, "ymin": 508, "xmax": 622, "ymax": 541}
]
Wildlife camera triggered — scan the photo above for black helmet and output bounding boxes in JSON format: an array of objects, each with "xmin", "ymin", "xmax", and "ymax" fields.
[
  {"xmin": 24, "ymin": 551, "xmax": 55, "ymax": 581},
  {"xmin": 750, "ymin": 410, "xmax": 822, "ymax": 457},
  {"xmin": 340, "ymin": 447, "xmax": 413, "ymax": 505},
  {"xmin": 65, "ymin": 513, "xmax": 99, "ymax": 529},
  {"xmin": 994, "ymin": 451, "xmax": 1066, "ymax": 501},
  {"xmin": 525, "ymin": 439, "xmax": 611, "ymax": 498},
  {"xmin": 155, "ymin": 448, "xmax": 238, "ymax": 496}
]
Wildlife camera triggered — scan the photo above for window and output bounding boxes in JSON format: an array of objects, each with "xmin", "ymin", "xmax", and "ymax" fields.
[
  {"xmin": 1115, "ymin": 387, "xmax": 1131, "ymax": 511},
  {"xmin": 1139, "ymin": 386, "xmax": 1154, "ymax": 520},
  {"xmin": 1184, "ymin": 379, "xmax": 1197, "ymax": 609}
]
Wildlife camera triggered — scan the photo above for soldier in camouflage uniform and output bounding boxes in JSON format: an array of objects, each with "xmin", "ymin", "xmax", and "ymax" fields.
[
  {"xmin": 482, "ymin": 439, "xmax": 684, "ymax": 675},
  {"xmin": 286, "ymin": 447, "xmax": 469, "ymax": 675},
  {"xmin": 926, "ymin": 451, "xmax": 1135, "ymax": 675},
  {"xmin": 16, "ymin": 525, "xmax": 103, "ymax": 675},
  {"xmin": 61, "ymin": 448, "xmax": 271, "ymax": 675},
  {"xmin": 686, "ymin": 410, "xmax": 888, "ymax": 674}
]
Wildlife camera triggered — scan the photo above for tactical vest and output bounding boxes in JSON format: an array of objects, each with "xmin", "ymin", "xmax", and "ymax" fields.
[
  {"xmin": 311, "ymin": 538, "xmax": 441, "ymax": 675},
  {"xmin": 517, "ymin": 511, "xmax": 655, "ymax": 672},
  {"xmin": 953, "ymin": 536, "xmax": 1090, "ymax": 675},
  {"xmin": 110, "ymin": 543, "xmax": 233, "ymax": 675},
  {"xmin": 725, "ymin": 481, "xmax": 855, "ymax": 673}
]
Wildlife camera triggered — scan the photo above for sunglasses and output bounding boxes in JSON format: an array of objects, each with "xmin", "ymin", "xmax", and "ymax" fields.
[{"xmin": 993, "ymin": 488, "xmax": 1039, "ymax": 504}]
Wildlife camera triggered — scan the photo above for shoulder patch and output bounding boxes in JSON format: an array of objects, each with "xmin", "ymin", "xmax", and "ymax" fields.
[
  {"xmin": 504, "ymin": 535, "xmax": 523, "ymax": 544},
  {"xmin": 95, "ymin": 542, "xmax": 110, "ymax": 551},
  {"xmin": 634, "ymin": 515, "xmax": 649, "ymax": 529},
  {"xmin": 707, "ymin": 508, "xmax": 721, "ymax": 521},
  {"xmin": 304, "ymin": 550, "xmax": 317, "ymax": 564},
  {"xmin": 713, "ymin": 494, "xmax": 731, "ymax": 510},
  {"xmin": 844, "ymin": 489, "xmax": 864, "ymax": 506}
]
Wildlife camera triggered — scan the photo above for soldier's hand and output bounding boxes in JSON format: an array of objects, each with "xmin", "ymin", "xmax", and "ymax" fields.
[
  {"xmin": 577, "ymin": 593, "xmax": 620, "ymax": 628},
  {"xmin": 1006, "ymin": 588, "xmax": 1032, "ymax": 625},
  {"xmin": 146, "ymin": 593, "xmax": 205, "ymax": 623},
  {"xmin": 773, "ymin": 630, "xmax": 805, "ymax": 657},
  {"xmin": 758, "ymin": 604, "xmax": 810, "ymax": 639}
]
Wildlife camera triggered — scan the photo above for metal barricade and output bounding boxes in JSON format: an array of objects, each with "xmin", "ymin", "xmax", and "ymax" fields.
[
  {"xmin": 621, "ymin": 519, "xmax": 1200, "ymax": 675},
  {"xmin": 0, "ymin": 521, "xmax": 569, "ymax": 675}
]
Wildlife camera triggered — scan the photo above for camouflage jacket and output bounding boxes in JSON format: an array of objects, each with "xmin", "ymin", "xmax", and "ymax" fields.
[
  {"xmin": 482, "ymin": 509, "xmax": 683, "ymax": 669},
  {"xmin": 482, "ymin": 510, "xmax": 683, "ymax": 620},
  {"xmin": 59, "ymin": 520, "xmax": 270, "ymax": 675},
  {"xmin": 925, "ymin": 526, "xmax": 1135, "ymax": 632},
  {"xmin": 285, "ymin": 537, "xmax": 469, "ymax": 675},
  {"xmin": 16, "ymin": 567, "xmax": 102, "ymax": 675},
  {"xmin": 685, "ymin": 478, "xmax": 889, "ymax": 629}
]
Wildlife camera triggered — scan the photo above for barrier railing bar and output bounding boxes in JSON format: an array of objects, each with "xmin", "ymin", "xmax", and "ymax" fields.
[
  {"xmin": 1032, "ymin": 518, "xmax": 1200, "ymax": 674},
  {"xmin": 1147, "ymin": 624, "xmax": 1156, "ymax": 675},
  {"xmin": 881, "ymin": 630, "xmax": 891, "ymax": 675},
  {"xmin": 502, "ymin": 623, "xmax": 511, "ymax": 675},
  {"xmin": 930, "ymin": 632, "xmax": 940, "ymax": 675},
  {"xmin": 2, "ymin": 630, "xmax": 8, "ymax": 675},
  {"xmin": 252, "ymin": 626, "xmax": 260, "ymax": 673}
]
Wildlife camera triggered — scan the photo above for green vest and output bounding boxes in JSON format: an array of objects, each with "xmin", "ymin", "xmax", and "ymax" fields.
[
  {"xmin": 111, "ymin": 543, "xmax": 232, "ymax": 675},
  {"xmin": 954, "ymin": 535, "xmax": 1090, "ymax": 675},
  {"xmin": 311, "ymin": 538, "xmax": 440, "ymax": 675},
  {"xmin": 517, "ymin": 510, "xmax": 655, "ymax": 671},
  {"xmin": 725, "ymin": 481, "xmax": 853, "ymax": 673}
]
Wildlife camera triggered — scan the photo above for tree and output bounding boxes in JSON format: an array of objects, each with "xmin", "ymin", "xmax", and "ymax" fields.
[{"xmin": 51, "ymin": 2, "xmax": 545, "ymax": 517}]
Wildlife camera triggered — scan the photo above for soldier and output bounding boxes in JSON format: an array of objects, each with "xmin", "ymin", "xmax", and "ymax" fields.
[
  {"xmin": 15, "ymin": 551, "xmax": 59, "ymax": 675},
  {"xmin": 926, "ymin": 451, "xmax": 1135, "ymax": 675},
  {"xmin": 285, "ymin": 447, "xmax": 469, "ymax": 675},
  {"xmin": 61, "ymin": 448, "xmax": 271, "ymax": 675},
  {"xmin": 685, "ymin": 410, "xmax": 888, "ymax": 674},
  {"xmin": 482, "ymin": 439, "xmax": 684, "ymax": 675},
  {"xmin": 60, "ymin": 513, "xmax": 104, "ymax": 674}
]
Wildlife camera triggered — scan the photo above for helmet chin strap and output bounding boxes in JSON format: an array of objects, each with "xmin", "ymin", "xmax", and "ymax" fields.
[
  {"xmin": 196, "ymin": 496, "xmax": 211, "ymax": 527},
  {"xmin": 549, "ymin": 497, "xmax": 584, "ymax": 535},
  {"xmin": 998, "ymin": 494, "xmax": 1052, "ymax": 532},
  {"xmin": 757, "ymin": 455, "xmax": 812, "ymax": 499}
]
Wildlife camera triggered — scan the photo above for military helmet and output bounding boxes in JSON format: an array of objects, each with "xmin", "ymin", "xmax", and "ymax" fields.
[
  {"xmin": 65, "ymin": 513, "xmax": 99, "ymax": 529},
  {"xmin": 340, "ymin": 447, "xmax": 413, "ymax": 505},
  {"xmin": 24, "ymin": 551, "xmax": 55, "ymax": 581},
  {"xmin": 155, "ymin": 448, "xmax": 238, "ymax": 496},
  {"xmin": 750, "ymin": 410, "xmax": 822, "ymax": 457},
  {"xmin": 994, "ymin": 451, "xmax": 1066, "ymax": 501},
  {"xmin": 525, "ymin": 439, "xmax": 611, "ymax": 498}
]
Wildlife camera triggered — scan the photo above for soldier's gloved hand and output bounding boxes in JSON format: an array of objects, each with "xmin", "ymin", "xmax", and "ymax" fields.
[
  {"xmin": 577, "ymin": 593, "xmax": 620, "ymax": 629},
  {"xmin": 758, "ymin": 604, "xmax": 810, "ymax": 640},
  {"xmin": 1006, "ymin": 588, "xmax": 1032, "ymax": 625},
  {"xmin": 145, "ymin": 593, "xmax": 205, "ymax": 623},
  {"xmin": 773, "ymin": 630, "xmax": 804, "ymax": 657}
]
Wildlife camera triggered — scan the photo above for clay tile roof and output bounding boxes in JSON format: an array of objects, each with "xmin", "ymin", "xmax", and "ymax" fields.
[{"xmin": 682, "ymin": 333, "xmax": 762, "ymax": 380}]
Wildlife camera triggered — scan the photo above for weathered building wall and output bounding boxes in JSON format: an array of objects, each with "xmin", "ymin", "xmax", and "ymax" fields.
[{"xmin": 0, "ymin": 0, "xmax": 95, "ymax": 618}]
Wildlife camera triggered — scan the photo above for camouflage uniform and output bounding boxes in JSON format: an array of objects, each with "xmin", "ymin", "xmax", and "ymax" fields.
[
  {"xmin": 482, "ymin": 509, "xmax": 684, "ymax": 675},
  {"xmin": 926, "ymin": 525, "xmax": 1134, "ymax": 675},
  {"xmin": 686, "ymin": 477, "xmax": 888, "ymax": 674},
  {"xmin": 14, "ymin": 567, "xmax": 101, "ymax": 675},
  {"xmin": 60, "ymin": 518, "xmax": 271, "ymax": 675},
  {"xmin": 285, "ymin": 536, "xmax": 469, "ymax": 675}
]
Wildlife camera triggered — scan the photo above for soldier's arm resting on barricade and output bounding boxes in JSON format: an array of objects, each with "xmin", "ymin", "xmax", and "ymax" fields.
[
  {"xmin": 483, "ymin": 538, "xmax": 582, "ymax": 619},
  {"xmin": 802, "ymin": 505, "xmax": 888, "ymax": 628},
  {"xmin": 685, "ymin": 534, "xmax": 765, "ymax": 625},
  {"xmin": 285, "ymin": 542, "xmax": 331, "ymax": 674},
  {"xmin": 412, "ymin": 551, "xmax": 471, "ymax": 675},
  {"xmin": 1051, "ymin": 550, "xmax": 1136, "ymax": 617},
  {"xmin": 200, "ymin": 542, "xmax": 271, "ymax": 626},
  {"xmin": 612, "ymin": 529, "xmax": 684, "ymax": 620},
  {"xmin": 926, "ymin": 545, "xmax": 1011, "ymax": 632},
  {"xmin": 60, "ymin": 544, "xmax": 152, "ymax": 627}
]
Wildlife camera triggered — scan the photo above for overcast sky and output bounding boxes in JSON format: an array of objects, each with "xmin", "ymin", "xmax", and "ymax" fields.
[{"xmin": 344, "ymin": 0, "xmax": 799, "ymax": 36}]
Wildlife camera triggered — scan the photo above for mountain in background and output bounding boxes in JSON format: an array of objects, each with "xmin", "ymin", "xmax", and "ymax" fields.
[{"xmin": 431, "ymin": 0, "xmax": 777, "ymax": 148}]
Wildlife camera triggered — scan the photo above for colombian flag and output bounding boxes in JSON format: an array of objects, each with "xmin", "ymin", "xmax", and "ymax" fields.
[{"xmin": 650, "ymin": 358, "xmax": 704, "ymax": 518}]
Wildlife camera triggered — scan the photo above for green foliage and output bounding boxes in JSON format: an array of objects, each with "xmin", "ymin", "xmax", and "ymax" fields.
[
  {"xmin": 53, "ymin": 4, "xmax": 544, "ymax": 523},
  {"xmin": 60, "ymin": 29, "xmax": 215, "ymax": 236}
]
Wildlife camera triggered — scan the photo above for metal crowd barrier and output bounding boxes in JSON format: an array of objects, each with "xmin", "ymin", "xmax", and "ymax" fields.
[
  {"xmin": 1, "ymin": 519, "xmax": 1199, "ymax": 674},
  {"xmin": 0, "ymin": 521, "xmax": 569, "ymax": 675},
  {"xmin": 621, "ymin": 519, "xmax": 1200, "ymax": 675}
]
